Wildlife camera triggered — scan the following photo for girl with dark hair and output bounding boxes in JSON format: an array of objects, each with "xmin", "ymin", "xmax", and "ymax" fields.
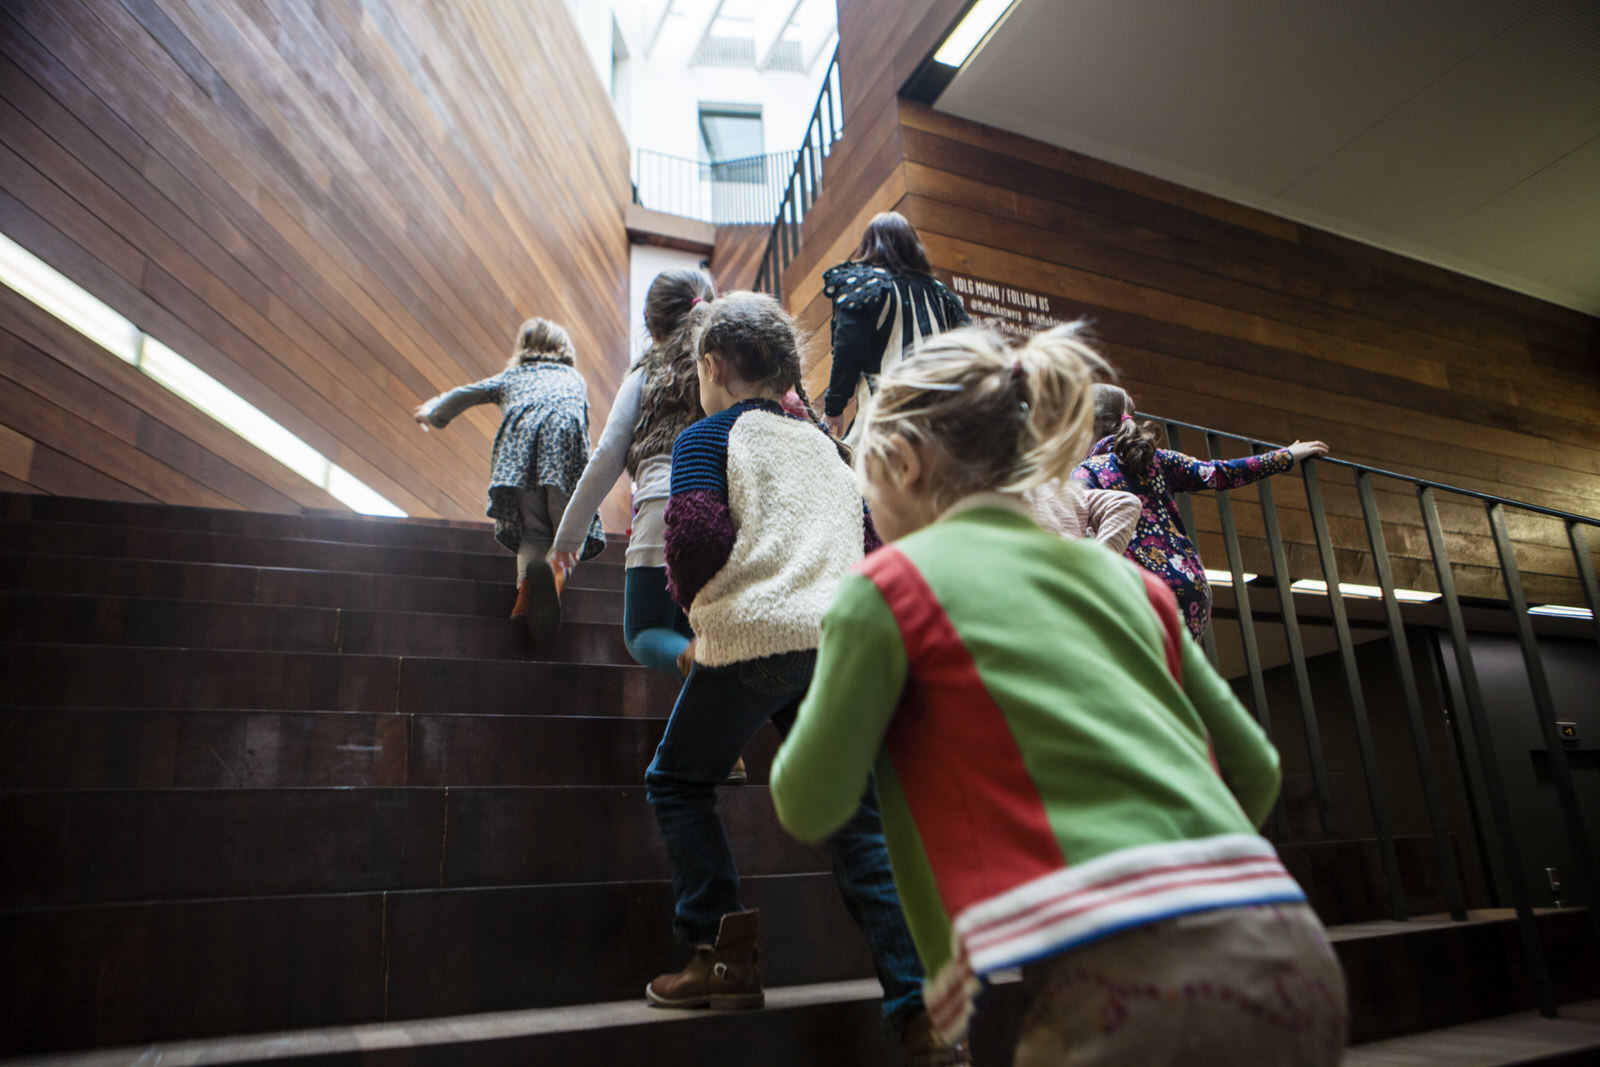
[
  {"xmin": 549, "ymin": 269, "xmax": 716, "ymax": 680},
  {"xmin": 643, "ymin": 291, "xmax": 964, "ymax": 1065},
  {"xmin": 415, "ymin": 317, "xmax": 606, "ymax": 634},
  {"xmin": 1072, "ymin": 384, "xmax": 1328, "ymax": 640},
  {"xmin": 821, "ymin": 211, "xmax": 969, "ymax": 445}
]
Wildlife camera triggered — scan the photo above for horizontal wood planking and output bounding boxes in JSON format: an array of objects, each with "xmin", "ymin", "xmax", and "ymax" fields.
[{"xmin": 0, "ymin": 0, "xmax": 633, "ymax": 527}]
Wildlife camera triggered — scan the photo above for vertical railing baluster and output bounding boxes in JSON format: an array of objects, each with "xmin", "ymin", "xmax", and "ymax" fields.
[
  {"xmin": 1206, "ymin": 432, "xmax": 1290, "ymax": 842},
  {"xmin": 1357, "ymin": 473, "xmax": 1468, "ymax": 920},
  {"xmin": 1420, "ymin": 487, "xmax": 1555, "ymax": 1016},
  {"xmin": 1303, "ymin": 462, "xmax": 1408, "ymax": 921},
  {"xmin": 1255, "ymin": 447, "xmax": 1339, "ymax": 839},
  {"xmin": 1569, "ymin": 521, "xmax": 1600, "ymax": 653},
  {"xmin": 1164, "ymin": 423, "xmax": 1221, "ymax": 669},
  {"xmin": 1486, "ymin": 503, "xmax": 1600, "ymax": 943}
]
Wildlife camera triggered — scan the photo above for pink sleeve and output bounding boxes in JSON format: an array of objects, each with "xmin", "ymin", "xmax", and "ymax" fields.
[{"xmin": 1083, "ymin": 489, "xmax": 1141, "ymax": 555}]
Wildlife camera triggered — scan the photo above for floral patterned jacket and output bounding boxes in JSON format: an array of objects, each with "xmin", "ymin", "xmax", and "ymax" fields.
[{"xmin": 1072, "ymin": 437, "xmax": 1293, "ymax": 639}]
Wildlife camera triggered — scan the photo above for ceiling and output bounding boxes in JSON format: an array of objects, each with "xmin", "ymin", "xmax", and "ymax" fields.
[{"xmin": 934, "ymin": 0, "xmax": 1600, "ymax": 316}]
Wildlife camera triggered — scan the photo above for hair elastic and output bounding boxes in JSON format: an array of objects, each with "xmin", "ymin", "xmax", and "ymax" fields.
[
  {"xmin": 691, "ymin": 296, "xmax": 705, "ymax": 306},
  {"xmin": 1120, "ymin": 413, "xmax": 1133, "ymax": 422}
]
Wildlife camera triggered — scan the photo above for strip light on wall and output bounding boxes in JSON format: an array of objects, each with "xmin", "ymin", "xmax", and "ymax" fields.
[
  {"xmin": 0, "ymin": 231, "xmax": 405, "ymax": 517},
  {"xmin": 1528, "ymin": 604, "xmax": 1594, "ymax": 620},
  {"xmin": 932, "ymin": 0, "xmax": 1020, "ymax": 67},
  {"xmin": 1204, "ymin": 568, "xmax": 1257, "ymax": 585},
  {"xmin": 1291, "ymin": 579, "xmax": 1440, "ymax": 603}
]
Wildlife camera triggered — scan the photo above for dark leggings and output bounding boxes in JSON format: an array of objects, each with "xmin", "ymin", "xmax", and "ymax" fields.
[{"xmin": 623, "ymin": 566, "xmax": 694, "ymax": 677}]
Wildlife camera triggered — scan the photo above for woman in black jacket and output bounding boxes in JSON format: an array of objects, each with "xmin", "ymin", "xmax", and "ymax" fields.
[{"xmin": 821, "ymin": 211, "xmax": 970, "ymax": 444}]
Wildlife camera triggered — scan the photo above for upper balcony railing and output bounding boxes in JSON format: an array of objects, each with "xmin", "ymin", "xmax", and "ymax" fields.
[
  {"xmin": 1145, "ymin": 412, "xmax": 1598, "ymax": 1020},
  {"xmin": 632, "ymin": 148, "xmax": 799, "ymax": 227},
  {"xmin": 754, "ymin": 50, "xmax": 842, "ymax": 299}
]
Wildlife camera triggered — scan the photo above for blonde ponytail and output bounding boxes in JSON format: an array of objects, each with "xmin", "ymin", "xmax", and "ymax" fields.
[
  {"xmin": 854, "ymin": 322, "xmax": 1111, "ymax": 515},
  {"xmin": 1011, "ymin": 324, "xmax": 1111, "ymax": 491}
]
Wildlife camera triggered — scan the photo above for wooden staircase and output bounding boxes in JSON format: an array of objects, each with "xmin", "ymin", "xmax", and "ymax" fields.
[{"xmin": 2, "ymin": 493, "xmax": 1597, "ymax": 1064}]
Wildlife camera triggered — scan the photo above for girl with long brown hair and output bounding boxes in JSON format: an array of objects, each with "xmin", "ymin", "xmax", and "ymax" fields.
[{"xmin": 821, "ymin": 211, "xmax": 970, "ymax": 444}]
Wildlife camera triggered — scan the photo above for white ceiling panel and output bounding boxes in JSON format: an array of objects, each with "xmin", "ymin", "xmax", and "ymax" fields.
[{"xmin": 934, "ymin": 0, "xmax": 1600, "ymax": 314}]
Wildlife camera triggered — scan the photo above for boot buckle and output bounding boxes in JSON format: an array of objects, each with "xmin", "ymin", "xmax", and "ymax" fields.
[{"xmin": 712, "ymin": 962, "xmax": 728, "ymax": 978}]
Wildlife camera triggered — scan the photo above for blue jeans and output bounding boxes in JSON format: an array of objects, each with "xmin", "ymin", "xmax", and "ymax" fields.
[
  {"xmin": 623, "ymin": 567, "xmax": 694, "ymax": 676},
  {"xmin": 644, "ymin": 649, "xmax": 926, "ymax": 1032}
]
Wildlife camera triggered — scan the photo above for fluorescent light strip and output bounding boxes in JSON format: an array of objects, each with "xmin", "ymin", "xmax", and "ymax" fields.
[
  {"xmin": 0, "ymin": 231, "xmax": 405, "ymax": 517},
  {"xmin": 933, "ymin": 0, "xmax": 1018, "ymax": 67},
  {"xmin": 1291, "ymin": 579, "xmax": 1440, "ymax": 603},
  {"xmin": 1204, "ymin": 568, "xmax": 1257, "ymax": 585},
  {"xmin": 1528, "ymin": 604, "xmax": 1593, "ymax": 620}
]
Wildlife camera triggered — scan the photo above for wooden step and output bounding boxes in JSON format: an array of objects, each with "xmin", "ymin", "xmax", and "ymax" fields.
[
  {"xmin": 0, "ymin": 873, "xmax": 884, "ymax": 1056},
  {"xmin": 0, "ymin": 591, "xmax": 635, "ymax": 663},
  {"xmin": 0, "ymin": 709, "xmax": 779, "ymax": 790},
  {"xmin": 0, "ymin": 521, "xmax": 626, "ymax": 587},
  {"xmin": 2, "ymin": 785, "xmax": 826, "ymax": 906},
  {"xmin": 0, "ymin": 645, "xmax": 679, "ymax": 715},
  {"xmin": 1346, "ymin": 999, "xmax": 1600, "ymax": 1066},
  {"xmin": 0, "ymin": 553, "xmax": 625, "ymax": 617},
  {"xmin": 12, "ymin": 989, "xmax": 1595, "ymax": 1067},
  {"xmin": 0, "ymin": 977, "xmax": 1029, "ymax": 1067},
  {"xmin": 2, "ymin": 491, "xmax": 632, "ymax": 560}
]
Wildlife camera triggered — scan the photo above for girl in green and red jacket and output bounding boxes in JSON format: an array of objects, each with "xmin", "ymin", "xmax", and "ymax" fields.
[{"xmin": 771, "ymin": 324, "xmax": 1347, "ymax": 1067}]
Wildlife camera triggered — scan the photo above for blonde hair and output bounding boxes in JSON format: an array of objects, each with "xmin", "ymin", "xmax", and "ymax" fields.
[
  {"xmin": 508, "ymin": 317, "xmax": 577, "ymax": 368},
  {"xmin": 854, "ymin": 323, "xmax": 1112, "ymax": 515}
]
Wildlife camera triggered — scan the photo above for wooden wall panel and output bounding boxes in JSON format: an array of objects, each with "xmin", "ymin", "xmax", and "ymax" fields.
[
  {"xmin": 0, "ymin": 0, "xmax": 633, "ymax": 528},
  {"xmin": 776, "ymin": 6, "xmax": 1599, "ymax": 604}
]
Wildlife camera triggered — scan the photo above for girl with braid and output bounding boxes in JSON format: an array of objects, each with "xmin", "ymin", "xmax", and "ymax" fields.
[
  {"xmin": 1073, "ymin": 385, "xmax": 1328, "ymax": 640},
  {"xmin": 643, "ymin": 292, "xmax": 965, "ymax": 1066}
]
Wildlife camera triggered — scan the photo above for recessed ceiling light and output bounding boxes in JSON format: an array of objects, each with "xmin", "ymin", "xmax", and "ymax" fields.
[
  {"xmin": 1204, "ymin": 569, "xmax": 1257, "ymax": 585},
  {"xmin": 933, "ymin": 0, "xmax": 1019, "ymax": 68}
]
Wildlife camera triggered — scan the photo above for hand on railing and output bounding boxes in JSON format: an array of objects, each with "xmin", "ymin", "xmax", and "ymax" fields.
[{"xmin": 1289, "ymin": 440, "xmax": 1329, "ymax": 464}]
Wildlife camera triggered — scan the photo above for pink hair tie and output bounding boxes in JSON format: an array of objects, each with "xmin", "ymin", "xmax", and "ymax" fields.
[
  {"xmin": 1120, "ymin": 414, "xmax": 1133, "ymax": 422},
  {"xmin": 691, "ymin": 296, "xmax": 704, "ymax": 306}
]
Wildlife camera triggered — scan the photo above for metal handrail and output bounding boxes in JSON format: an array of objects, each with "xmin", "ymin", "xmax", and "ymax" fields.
[
  {"xmin": 1149, "ymin": 411, "xmax": 1598, "ymax": 1020},
  {"xmin": 632, "ymin": 148, "xmax": 799, "ymax": 226},
  {"xmin": 754, "ymin": 49, "xmax": 842, "ymax": 299},
  {"xmin": 1147, "ymin": 413, "xmax": 1600, "ymax": 528}
]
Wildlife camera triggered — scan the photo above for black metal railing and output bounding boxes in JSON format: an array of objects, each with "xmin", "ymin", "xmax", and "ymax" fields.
[
  {"xmin": 753, "ymin": 49, "xmax": 842, "ymax": 299},
  {"xmin": 1151, "ymin": 413, "xmax": 1599, "ymax": 1018},
  {"xmin": 633, "ymin": 148, "xmax": 800, "ymax": 227}
]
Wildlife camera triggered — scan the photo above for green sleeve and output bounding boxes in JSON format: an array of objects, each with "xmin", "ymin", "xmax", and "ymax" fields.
[
  {"xmin": 1180, "ymin": 633, "xmax": 1282, "ymax": 828},
  {"xmin": 771, "ymin": 573, "xmax": 908, "ymax": 844}
]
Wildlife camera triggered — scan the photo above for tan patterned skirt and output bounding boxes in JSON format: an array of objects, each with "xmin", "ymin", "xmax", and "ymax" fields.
[{"xmin": 1013, "ymin": 903, "xmax": 1346, "ymax": 1066}]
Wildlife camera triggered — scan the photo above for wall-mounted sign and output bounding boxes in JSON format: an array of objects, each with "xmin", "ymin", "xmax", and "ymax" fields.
[{"xmin": 946, "ymin": 274, "xmax": 1071, "ymax": 340}]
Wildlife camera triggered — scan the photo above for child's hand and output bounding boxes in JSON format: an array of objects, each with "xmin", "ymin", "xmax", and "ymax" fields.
[
  {"xmin": 547, "ymin": 548, "xmax": 578, "ymax": 578},
  {"xmin": 1289, "ymin": 440, "xmax": 1329, "ymax": 463},
  {"xmin": 412, "ymin": 404, "xmax": 433, "ymax": 431}
]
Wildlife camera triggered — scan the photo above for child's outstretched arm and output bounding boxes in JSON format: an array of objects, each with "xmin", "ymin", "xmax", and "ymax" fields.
[
  {"xmin": 550, "ymin": 370, "xmax": 644, "ymax": 571},
  {"xmin": 1160, "ymin": 440, "xmax": 1328, "ymax": 493},
  {"xmin": 1179, "ymin": 634, "xmax": 1281, "ymax": 827},
  {"xmin": 663, "ymin": 418, "xmax": 736, "ymax": 610},
  {"xmin": 414, "ymin": 375, "xmax": 505, "ymax": 430},
  {"xmin": 771, "ymin": 573, "xmax": 907, "ymax": 843}
]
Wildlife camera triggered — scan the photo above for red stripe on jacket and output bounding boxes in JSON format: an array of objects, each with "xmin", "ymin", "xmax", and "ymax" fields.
[{"xmin": 859, "ymin": 546, "xmax": 1066, "ymax": 919}]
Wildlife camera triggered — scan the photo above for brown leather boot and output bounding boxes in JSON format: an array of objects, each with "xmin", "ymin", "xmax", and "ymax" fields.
[
  {"xmin": 900, "ymin": 1011, "xmax": 972, "ymax": 1066},
  {"xmin": 645, "ymin": 909, "xmax": 763, "ymax": 1011}
]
